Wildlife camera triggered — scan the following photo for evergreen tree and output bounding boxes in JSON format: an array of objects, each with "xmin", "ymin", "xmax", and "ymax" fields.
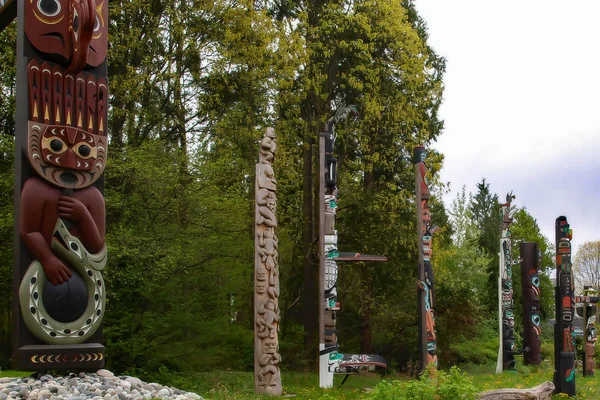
[{"xmin": 469, "ymin": 178, "xmax": 500, "ymax": 313}]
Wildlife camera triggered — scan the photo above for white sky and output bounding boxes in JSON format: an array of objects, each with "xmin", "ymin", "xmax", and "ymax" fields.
[{"xmin": 415, "ymin": 0, "xmax": 600, "ymax": 259}]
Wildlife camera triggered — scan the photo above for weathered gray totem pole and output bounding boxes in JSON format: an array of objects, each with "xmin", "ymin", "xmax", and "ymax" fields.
[
  {"xmin": 575, "ymin": 287, "xmax": 599, "ymax": 377},
  {"xmin": 496, "ymin": 193, "xmax": 516, "ymax": 373},
  {"xmin": 553, "ymin": 216, "xmax": 575, "ymax": 396},
  {"xmin": 414, "ymin": 146, "xmax": 438, "ymax": 372},
  {"xmin": 520, "ymin": 242, "xmax": 542, "ymax": 365},
  {"xmin": 254, "ymin": 128, "xmax": 282, "ymax": 395},
  {"xmin": 318, "ymin": 123, "xmax": 386, "ymax": 388},
  {"xmin": 9, "ymin": 0, "xmax": 108, "ymax": 370}
]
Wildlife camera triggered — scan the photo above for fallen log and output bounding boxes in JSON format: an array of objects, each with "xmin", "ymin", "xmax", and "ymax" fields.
[{"xmin": 477, "ymin": 381, "xmax": 554, "ymax": 400}]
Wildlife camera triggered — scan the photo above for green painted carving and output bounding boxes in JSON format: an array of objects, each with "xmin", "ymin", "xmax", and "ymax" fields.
[{"xmin": 19, "ymin": 218, "xmax": 106, "ymax": 344}]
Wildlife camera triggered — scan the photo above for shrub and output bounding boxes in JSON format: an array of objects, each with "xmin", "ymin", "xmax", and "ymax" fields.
[
  {"xmin": 449, "ymin": 335, "xmax": 498, "ymax": 365},
  {"xmin": 369, "ymin": 366, "xmax": 478, "ymax": 400},
  {"xmin": 540, "ymin": 342, "xmax": 553, "ymax": 361}
]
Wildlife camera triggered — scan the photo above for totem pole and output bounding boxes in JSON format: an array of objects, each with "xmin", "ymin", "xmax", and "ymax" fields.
[
  {"xmin": 318, "ymin": 124, "xmax": 387, "ymax": 388},
  {"xmin": 11, "ymin": 0, "xmax": 108, "ymax": 370},
  {"xmin": 254, "ymin": 128, "xmax": 282, "ymax": 395},
  {"xmin": 318, "ymin": 123, "xmax": 341, "ymax": 389},
  {"xmin": 414, "ymin": 146, "xmax": 437, "ymax": 372},
  {"xmin": 553, "ymin": 216, "xmax": 575, "ymax": 396},
  {"xmin": 576, "ymin": 287, "xmax": 599, "ymax": 377},
  {"xmin": 520, "ymin": 242, "xmax": 541, "ymax": 365},
  {"xmin": 496, "ymin": 192, "xmax": 516, "ymax": 373}
]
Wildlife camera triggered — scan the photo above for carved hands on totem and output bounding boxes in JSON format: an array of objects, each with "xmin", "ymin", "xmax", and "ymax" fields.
[{"xmin": 21, "ymin": 178, "xmax": 105, "ymax": 286}]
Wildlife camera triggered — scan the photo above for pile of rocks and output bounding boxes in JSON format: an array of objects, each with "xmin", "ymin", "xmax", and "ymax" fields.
[{"xmin": 0, "ymin": 369, "xmax": 204, "ymax": 400}]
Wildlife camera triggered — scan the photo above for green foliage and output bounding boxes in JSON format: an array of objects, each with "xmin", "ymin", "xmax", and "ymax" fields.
[
  {"xmin": 469, "ymin": 179, "xmax": 500, "ymax": 314},
  {"xmin": 0, "ymin": 132, "xmax": 13, "ymax": 368},
  {"xmin": 433, "ymin": 186, "xmax": 492, "ymax": 366},
  {"xmin": 370, "ymin": 366, "xmax": 478, "ymax": 400},
  {"xmin": 540, "ymin": 342, "xmax": 553, "ymax": 360}
]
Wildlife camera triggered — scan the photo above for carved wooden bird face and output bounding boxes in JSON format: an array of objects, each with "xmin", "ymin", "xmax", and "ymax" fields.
[{"xmin": 25, "ymin": 0, "xmax": 108, "ymax": 71}]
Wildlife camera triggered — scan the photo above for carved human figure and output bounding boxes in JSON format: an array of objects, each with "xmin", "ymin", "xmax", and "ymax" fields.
[
  {"xmin": 256, "ymin": 188, "xmax": 277, "ymax": 228},
  {"xmin": 257, "ymin": 299, "xmax": 279, "ymax": 339},
  {"xmin": 259, "ymin": 128, "xmax": 276, "ymax": 164},
  {"xmin": 258, "ymin": 228, "xmax": 278, "ymax": 271},
  {"xmin": 21, "ymin": 179, "xmax": 105, "ymax": 285},
  {"xmin": 258, "ymin": 338, "xmax": 281, "ymax": 387},
  {"xmin": 257, "ymin": 164, "xmax": 276, "ymax": 191}
]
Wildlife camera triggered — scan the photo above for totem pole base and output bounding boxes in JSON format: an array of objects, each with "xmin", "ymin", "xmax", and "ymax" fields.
[
  {"xmin": 14, "ymin": 343, "xmax": 105, "ymax": 371},
  {"xmin": 319, "ymin": 344, "xmax": 335, "ymax": 388}
]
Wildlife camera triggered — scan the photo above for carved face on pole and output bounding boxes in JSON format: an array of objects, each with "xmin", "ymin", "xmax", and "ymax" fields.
[
  {"xmin": 25, "ymin": 0, "xmax": 108, "ymax": 70},
  {"xmin": 24, "ymin": 0, "xmax": 109, "ymax": 189},
  {"xmin": 256, "ymin": 268, "xmax": 267, "ymax": 282},
  {"xmin": 263, "ymin": 338, "xmax": 277, "ymax": 354},
  {"xmin": 256, "ymin": 281, "xmax": 267, "ymax": 295},
  {"xmin": 28, "ymin": 122, "xmax": 107, "ymax": 188}
]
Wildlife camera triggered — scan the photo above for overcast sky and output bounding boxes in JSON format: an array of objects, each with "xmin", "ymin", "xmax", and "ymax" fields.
[{"xmin": 415, "ymin": 0, "xmax": 600, "ymax": 260}]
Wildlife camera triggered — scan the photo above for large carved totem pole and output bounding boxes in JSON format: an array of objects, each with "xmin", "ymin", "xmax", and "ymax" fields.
[
  {"xmin": 414, "ymin": 146, "xmax": 438, "ymax": 372},
  {"xmin": 12, "ymin": 0, "xmax": 108, "ymax": 370},
  {"xmin": 318, "ymin": 124, "xmax": 386, "ymax": 388},
  {"xmin": 496, "ymin": 193, "xmax": 515, "ymax": 373},
  {"xmin": 575, "ymin": 287, "xmax": 598, "ymax": 377},
  {"xmin": 520, "ymin": 242, "xmax": 541, "ymax": 365},
  {"xmin": 553, "ymin": 216, "xmax": 575, "ymax": 396},
  {"xmin": 318, "ymin": 124, "xmax": 342, "ymax": 388},
  {"xmin": 254, "ymin": 128, "xmax": 282, "ymax": 395}
]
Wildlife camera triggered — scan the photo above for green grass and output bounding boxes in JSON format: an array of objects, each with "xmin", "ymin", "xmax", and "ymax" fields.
[
  {"xmin": 150, "ymin": 370, "xmax": 388, "ymax": 399},
  {"xmin": 2, "ymin": 364, "xmax": 600, "ymax": 399},
  {"xmin": 0, "ymin": 370, "xmax": 32, "ymax": 378},
  {"xmin": 463, "ymin": 361, "xmax": 599, "ymax": 399}
]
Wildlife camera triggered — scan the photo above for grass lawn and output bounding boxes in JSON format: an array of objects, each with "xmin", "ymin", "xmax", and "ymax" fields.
[{"xmin": 2, "ymin": 363, "xmax": 599, "ymax": 399}]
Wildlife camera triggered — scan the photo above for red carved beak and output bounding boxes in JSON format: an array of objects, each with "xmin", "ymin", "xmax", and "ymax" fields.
[{"xmin": 67, "ymin": 0, "xmax": 96, "ymax": 73}]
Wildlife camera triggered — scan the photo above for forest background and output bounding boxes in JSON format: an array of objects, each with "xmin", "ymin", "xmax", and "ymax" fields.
[{"xmin": 0, "ymin": 0, "xmax": 557, "ymax": 376}]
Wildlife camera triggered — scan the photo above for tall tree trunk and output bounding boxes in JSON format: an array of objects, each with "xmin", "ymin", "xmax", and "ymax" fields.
[
  {"xmin": 302, "ymin": 132, "xmax": 316, "ymax": 363},
  {"xmin": 360, "ymin": 267, "xmax": 373, "ymax": 354},
  {"xmin": 173, "ymin": 0, "xmax": 189, "ymax": 226},
  {"xmin": 360, "ymin": 136, "xmax": 374, "ymax": 353}
]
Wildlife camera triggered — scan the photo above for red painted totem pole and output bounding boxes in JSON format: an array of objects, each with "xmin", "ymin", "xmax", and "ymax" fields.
[
  {"xmin": 553, "ymin": 216, "xmax": 575, "ymax": 396},
  {"xmin": 520, "ymin": 242, "xmax": 541, "ymax": 366},
  {"xmin": 11, "ymin": 0, "xmax": 108, "ymax": 370}
]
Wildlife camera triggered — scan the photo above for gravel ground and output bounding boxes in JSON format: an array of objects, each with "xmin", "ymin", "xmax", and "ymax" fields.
[{"xmin": 0, "ymin": 369, "xmax": 204, "ymax": 400}]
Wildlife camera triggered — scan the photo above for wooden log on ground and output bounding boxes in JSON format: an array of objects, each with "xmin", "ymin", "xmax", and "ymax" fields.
[{"xmin": 477, "ymin": 381, "xmax": 554, "ymax": 400}]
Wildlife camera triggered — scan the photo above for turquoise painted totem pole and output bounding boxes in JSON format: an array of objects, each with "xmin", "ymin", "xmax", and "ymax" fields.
[
  {"xmin": 496, "ymin": 193, "xmax": 516, "ymax": 373},
  {"xmin": 318, "ymin": 122, "xmax": 386, "ymax": 388}
]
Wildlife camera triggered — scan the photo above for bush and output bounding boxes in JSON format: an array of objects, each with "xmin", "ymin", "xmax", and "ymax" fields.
[
  {"xmin": 449, "ymin": 335, "xmax": 498, "ymax": 365},
  {"xmin": 540, "ymin": 342, "xmax": 553, "ymax": 361},
  {"xmin": 369, "ymin": 366, "xmax": 478, "ymax": 400}
]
